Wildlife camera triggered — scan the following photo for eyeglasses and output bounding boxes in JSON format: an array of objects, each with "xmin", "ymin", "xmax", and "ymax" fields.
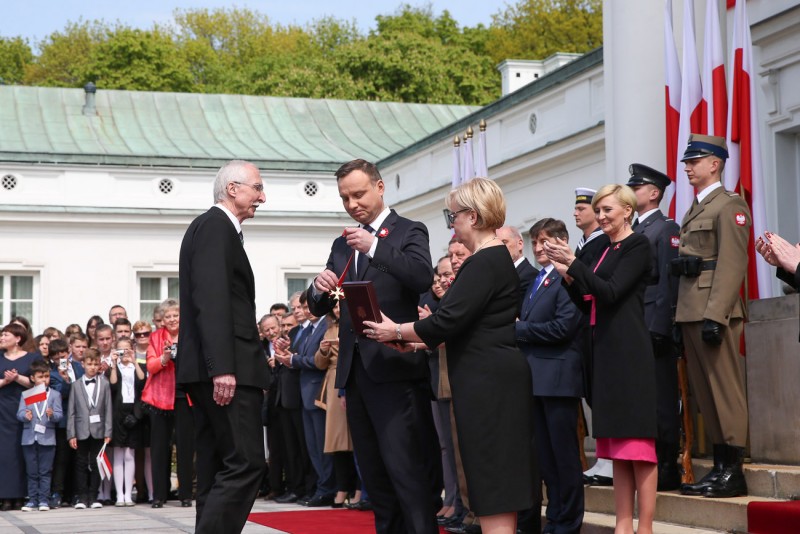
[
  {"xmin": 443, "ymin": 208, "xmax": 470, "ymax": 228},
  {"xmin": 134, "ymin": 332, "xmax": 151, "ymax": 338},
  {"xmin": 233, "ymin": 181, "xmax": 264, "ymax": 192}
]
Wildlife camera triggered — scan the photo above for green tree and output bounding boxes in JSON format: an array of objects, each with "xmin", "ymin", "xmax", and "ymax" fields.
[
  {"xmin": 0, "ymin": 37, "xmax": 33, "ymax": 84},
  {"xmin": 86, "ymin": 26, "xmax": 192, "ymax": 92},
  {"xmin": 487, "ymin": 0, "xmax": 603, "ymax": 64},
  {"xmin": 24, "ymin": 21, "xmax": 104, "ymax": 86}
]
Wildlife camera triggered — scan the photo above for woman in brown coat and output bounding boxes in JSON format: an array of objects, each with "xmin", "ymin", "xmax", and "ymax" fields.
[{"xmin": 314, "ymin": 303, "xmax": 360, "ymax": 507}]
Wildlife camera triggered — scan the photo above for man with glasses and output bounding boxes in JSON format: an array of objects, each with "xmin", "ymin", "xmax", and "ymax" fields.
[{"xmin": 176, "ymin": 160, "xmax": 269, "ymax": 533}]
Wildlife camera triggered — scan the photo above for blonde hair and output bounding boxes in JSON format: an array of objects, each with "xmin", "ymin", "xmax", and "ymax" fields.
[
  {"xmin": 592, "ymin": 184, "xmax": 637, "ymax": 224},
  {"xmin": 447, "ymin": 178, "xmax": 506, "ymax": 231}
]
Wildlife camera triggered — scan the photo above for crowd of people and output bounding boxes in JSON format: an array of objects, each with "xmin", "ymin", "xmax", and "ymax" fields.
[{"xmin": 1, "ymin": 136, "xmax": 798, "ymax": 534}]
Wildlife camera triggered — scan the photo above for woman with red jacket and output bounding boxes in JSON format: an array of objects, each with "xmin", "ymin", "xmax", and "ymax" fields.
[{"xmin": 141, "ymin": 298, "xmax": 194, "ymax": 508}]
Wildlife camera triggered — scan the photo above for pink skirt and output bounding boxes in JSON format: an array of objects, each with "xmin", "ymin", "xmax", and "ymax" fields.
[{"xmin": 596, "ymin": 437, "xmax": 657, "ymax": 463}]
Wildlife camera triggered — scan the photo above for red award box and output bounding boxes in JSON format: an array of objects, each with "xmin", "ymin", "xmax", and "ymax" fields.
[{"xmin": 342, "ymin": 281, "xmax": 382, "ymax": 335}]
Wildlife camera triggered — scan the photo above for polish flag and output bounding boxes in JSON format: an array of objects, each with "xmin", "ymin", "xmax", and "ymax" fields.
[
  {"xmin": 97, "ymin": 443, "xmax": 113, "ymax": 480},
  {"xmin": 700, "ymin": 0, "xmax": 727, "ymax": 136},
  {"xmin": 674, "ymin": 0, "xmax": 704, "ymax": 225},
  {"xmin": 726, "ymin": 0, "xmax": 771, "ymax": 299},
  {"xmin": 664, "ymin": 0, "xmax": 682, "ymax": 217},
  {"xmin": 23, "ymin": 383, "xmax": 47, "ymax": 406}
]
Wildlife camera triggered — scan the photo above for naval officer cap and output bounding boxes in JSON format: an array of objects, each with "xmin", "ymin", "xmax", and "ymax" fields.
[
  {"xmin": 681, "ymin": 133, "xmax": 729, "ymax": 162},
  {"xmin": 626, "ymin": 163, "xmax": 671, "ymax": 192},
  {"xmin": 575, "ymin": 187, "xmax": 596, "ymax": 205}
]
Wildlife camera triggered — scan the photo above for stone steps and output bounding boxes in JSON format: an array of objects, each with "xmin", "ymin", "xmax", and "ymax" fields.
[{"xmin": 577, "ymin": 458, "xmax": 800, "ymax": 532}]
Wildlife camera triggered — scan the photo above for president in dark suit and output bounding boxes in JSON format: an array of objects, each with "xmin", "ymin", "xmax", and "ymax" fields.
[
  {"xmin": 176, "ymin": 160, "xmax": 269, "ymax": 534},
  {"xmin": 627, "ymin": 164, "xmax": 682, "ymax": 491},
  {"xmin": 516, "ymin": 218, "xmax": 584, "ymax": 534},
  {"xmin": 308, "ymin": 159, "xmax": 441, "ymax": 534},
  {"xmin": 497, "ymin": 225, "xmax": 538, "ymax": 306}
]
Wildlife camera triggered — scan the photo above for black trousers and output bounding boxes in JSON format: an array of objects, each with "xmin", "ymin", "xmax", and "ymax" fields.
[
  {"xmin": 278, "ymin": 405, "xmax": 314, "ymax": 496},
  {"xmin": 149, "ymin": 411, "xmax": 174, "ymax": 502},
  {"xmin": 187, "ymin": 383, "xmax": 265, "ymax": 534},
  {"xmin": 175, "ymin": 396, "xmax": 196, "ymax": 500},
  {"xmin": 266, "ymin": 416, "xmax": 286, "ymax": 494},
  {"xmin": 51, "ymin": 427, "xmax": 75, "ymax": 500},
  {"xmin": 74, "ymin": 437, "xmax": 103, "ymax": 504},
  {"xmin": 346, "ymin": 349, "xmax": 441, "ymax": 534},
  {"xmin": 653, "ymin": 336, "xmax": 681, "ymax": 446},
  {"xmin": 332, "ymin": 451, "xmax": 358, "ymax": 493}
]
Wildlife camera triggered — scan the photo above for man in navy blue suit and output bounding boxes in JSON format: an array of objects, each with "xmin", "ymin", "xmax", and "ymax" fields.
[
  {"xmin": 307, "ymin": 159, "xmax": 440, "ymax": 534},
  {"xmin": 275, "ymin": 292, "xmax": 333, "ymax": 506},
  {"xmin": 516, "ymin": 218, "xmax": 584, "ymax": 534}
]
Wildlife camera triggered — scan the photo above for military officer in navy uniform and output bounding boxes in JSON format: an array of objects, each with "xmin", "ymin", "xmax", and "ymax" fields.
[
  {"xmin": 675, "ymin": 134, "xmax": 751, "ymax": 498},
  {"xmin": 627, "ymin": 164, "xmax": 682, "ymax": 490}
]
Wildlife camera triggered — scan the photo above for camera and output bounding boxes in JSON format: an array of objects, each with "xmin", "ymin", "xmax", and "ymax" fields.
[
  {"xmin": 59, "ymin": 359, "xmax": 68, "ymax": 371},
  {"xmin": 169, "ymin": 343, "xmax": 178, "ymax": 359},
  {"xmin": 114, "ymin": 349, "xmax": 125, "ymax": 356}
]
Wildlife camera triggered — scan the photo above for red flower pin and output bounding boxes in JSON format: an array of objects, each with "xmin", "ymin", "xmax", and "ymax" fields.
[
  {"xmin": 378, "ymin": 227, "xmax": 389, "ymax": 238},
  {"xmin": 614, "ymin": 243, "xmax": 621, "ymax": 250},
  {"xmin": 543, "ymin": 278, "xmax": 551, "ymax": 287}
]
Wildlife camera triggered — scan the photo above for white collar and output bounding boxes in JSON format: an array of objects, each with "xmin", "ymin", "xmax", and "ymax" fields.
[
  {"xmin": 214, "ymin": 204, "xmax": 242, "ymax": 234},
  {"xmin": 513, "ymin": 256, "xmax": 526, "ymax": 268},
  {"xmin": 365, "ymin": 207, "xmax": 391, "ymax": 232},
  {"xmin": 636, "ymin": 208, "xmax": 660, "ymax": 224},
  {"xmin": 696, "ymin": 181, "xmax": 723, "ymax": 204}
]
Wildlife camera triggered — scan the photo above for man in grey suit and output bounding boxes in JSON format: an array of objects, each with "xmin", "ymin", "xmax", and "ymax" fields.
[{"xmin": 627, "ymin": 164, "xmax": 682, "ymax": 490}]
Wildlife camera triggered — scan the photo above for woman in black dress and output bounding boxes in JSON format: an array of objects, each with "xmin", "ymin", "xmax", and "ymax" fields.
[
  {"xmin": 365, "ymin": 178, "xmax": 535, "ymax": 534},
  {"xmin": 544, "ymin": 184, "xmax": 657, "ymax": 534}
]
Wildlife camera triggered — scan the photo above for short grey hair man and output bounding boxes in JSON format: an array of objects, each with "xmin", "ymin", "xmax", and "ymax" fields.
[{"xmin": 213, "ymin": 160, "xmax": 259, "ymax": 203}]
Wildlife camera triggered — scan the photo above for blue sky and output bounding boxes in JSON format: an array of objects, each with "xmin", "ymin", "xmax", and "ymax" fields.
[{"xmin": 1, "ymin": 1, "xmax": 506, "ymax": 45}]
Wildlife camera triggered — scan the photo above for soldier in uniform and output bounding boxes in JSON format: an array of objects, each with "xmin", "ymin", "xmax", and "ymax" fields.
[
  {"xmin": 627, "ymin": 164, "xmax": 682, "ymax": 491},
  {"xmin": 674, "ymin": 134, "xmax": 751, "ymax": 498},
  {"xmin": 572, "ymin": 188, "xmax": 613, "ymax": 486}
]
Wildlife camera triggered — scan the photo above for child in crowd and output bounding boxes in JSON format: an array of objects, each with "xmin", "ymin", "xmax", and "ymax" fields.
[
  {"xmin": 108, "ymin": 338, "xmax": 145, "ymax": 506},
  {"xmin": 48, "ymin": 339, "xmax": 83, "ymax": 508},
  {"xmin": 69, "ymin": 333, "xmax": 89, "ymax": 365},
  {"xmin": 17, "ymin": 360, "xmax": 63, "ymax": 512},
  {"xmin": 67, "ymin": 349, "xmax": 112, "ymax": 510}
]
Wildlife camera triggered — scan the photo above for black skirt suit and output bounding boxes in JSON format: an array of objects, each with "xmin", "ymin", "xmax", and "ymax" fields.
[{"xmin": 415, "ymin": 245, "xmax": 535, "ymax": 516}]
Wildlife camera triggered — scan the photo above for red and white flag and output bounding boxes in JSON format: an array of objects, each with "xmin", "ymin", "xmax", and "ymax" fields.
[
  {"xmin": 664, "ymin": 0, "xmax": 682, "ymax": 216},
  {"xmin": 726, "ymin": 0, "xmax": 771, "ymax": 299},
  {"xmin": 97, "ymin": 443, "xmax": 113, "ymax": 480},
  {"xmin": 674, "ymin": 0, "xmax": 703, "ymax": 225},
  {"xmin": 23, "ymin": 383, "xmax": 47, "ymax": 406},
  {"xmin": 701, "ymin": 0, "xmax": 727, "ymax": 136}
]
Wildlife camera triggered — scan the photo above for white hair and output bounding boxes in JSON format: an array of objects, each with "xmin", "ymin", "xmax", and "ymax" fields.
[{"xmin": 213, "ymin": 160, "xmax": 257, "ymax": 202}]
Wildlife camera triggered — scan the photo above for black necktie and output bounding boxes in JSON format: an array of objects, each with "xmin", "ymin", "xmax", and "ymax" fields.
[
  {"xmin": 632, "ymin": 218, "xmax": 639, "ymax": 229},
  {"xmin": 238, "ymin": 231, "xmax": 244, "ymax": 244},
  {"xmin": 356, "ymin": 224, "xmax": 375, "ymax": 275}
]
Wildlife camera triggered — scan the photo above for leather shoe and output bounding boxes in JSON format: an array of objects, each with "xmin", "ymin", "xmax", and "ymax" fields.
[
  {"xmin": 306, "ymin": 494, "xmax": 335, "ymax": 507},
  {"xmin": 590, "ymin": 475, "xmax": 613, "ymax": 486},
  {"xmin": 681, "ymin": 444, "xmax": 726, "ymax": 496},
  {"xmin": 151, "ymin": 500, "xmax": 163, "ymax": 509},
  {"xmin": 445, "ymin": 523, "xmax": 482, "ymax": 534},
  {"xmin": 702, "ymin": 445, "xmax": 747, "ymax": 498},
  {"xmin": 274, "ymin": 492, "xmax": 299, "ymax": 504},
  {"xmin": 345, "ymin": 499, "xmax": 372, "ymax": 511},
  {"xmin": 180, "ymin": 499, "xmax": 192, "ymax": 507},
  {"xmin": 582, "ymin": 474, "xmax": 594, "ymax": 485},
  {"xmin": 296, "ymin": 493, "xmax": 315, "ymax": 506}
]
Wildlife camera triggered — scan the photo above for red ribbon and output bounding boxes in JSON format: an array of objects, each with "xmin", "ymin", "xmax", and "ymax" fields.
[
  {"xmin": 583, "ymin": 246, "xmax": 611, "ymax": 327},
  {"xmin": 337, "ymin": 251, "xmax": 356, "ymax": 288}
]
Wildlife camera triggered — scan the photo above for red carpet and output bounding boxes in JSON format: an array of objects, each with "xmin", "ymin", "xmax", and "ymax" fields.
[
  {"xmin": 248, "ymin": 510, "xmax": 447, "ymax": 533},
  {"xmin": 747, "ymin": 500, "xmax": 800, "ymax": 534}
]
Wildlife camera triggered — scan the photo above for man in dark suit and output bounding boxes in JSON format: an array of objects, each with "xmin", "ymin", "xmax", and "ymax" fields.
[
  {"xmin": 273, "ymin": 294, "xmax": 314, "ymax": 504},
  {"xmin": 308, "ymin": 159, "xmax": 441, "ymax": 534},
  {"xmin": 497, "ymin": 225, "xmax": 538, "ymax": 305},
  {"xmin": 627, "ymin": 164, "xmax": 682, "ymax": 490},
  {"xmin": 516, "ymin": 218, "xmax": 584, "ymax": 534},
  {"xmin": 176, "ymin": 160, "xmax": 269, "ymax": 534},
  {"xmin": 275, "ymin": 293, "xmax": 333, "ymax": 506}
]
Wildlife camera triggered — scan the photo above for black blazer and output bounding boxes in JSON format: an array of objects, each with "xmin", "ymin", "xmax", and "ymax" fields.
[
  {"xmin": 516, "ymin": 269, "xmax": 583, "ymax": 398},
  {"xmin": 516, "ymin": 258, "xmax": 539, "ymax": 307},
  {"xmin": 634, "ymin": 210, "xmax": 680, "ymax": 338},
  {"xmin": 176, "ymin": 207, "xmax": 269, "ymax": 390},
  {"xmin": 308, "ymin": 210, "xmax": 433, "ymax": 388}
]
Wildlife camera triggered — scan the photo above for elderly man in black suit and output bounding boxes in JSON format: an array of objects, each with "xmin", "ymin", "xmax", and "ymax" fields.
[
  {"xmin": 176, "ymin": 160, "xmax": 270, "ymax": 534},
  {"xmin": 627, "ymin": 164, "xmax": 682, "ymax": 491},
  {"xmin": 497, "ymin": 225, "xmax": 538, "ymax": 304},
  {"xmin": 516, "ymin": 218, "xmax": 584, "ymax": 534},
  {"xmin": 308, "ymin": 159, "xmax": 441, "ymax": 534}
]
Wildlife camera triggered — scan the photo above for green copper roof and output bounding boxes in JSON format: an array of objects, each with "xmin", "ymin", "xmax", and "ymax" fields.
[{"xmin": 0, "ymin": 86, "xmax": 479, "ymax": 171}]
